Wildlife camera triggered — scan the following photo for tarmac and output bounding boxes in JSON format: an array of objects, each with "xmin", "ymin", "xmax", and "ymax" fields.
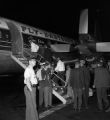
[{"xmin": 0, "ymin": 76, "xmax": 110, "ymax": 120}]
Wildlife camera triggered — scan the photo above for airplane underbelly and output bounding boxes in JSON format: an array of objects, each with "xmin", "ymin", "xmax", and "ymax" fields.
[{"xmin": 0, "ymin": 50, "xmax": 24, "ymax": 75}]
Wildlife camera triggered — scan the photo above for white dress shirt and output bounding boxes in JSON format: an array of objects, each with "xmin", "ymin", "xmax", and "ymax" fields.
[
  {"xmin": 31, "ymin": 42, "xmax": 39, "ymax": 52},
  {"xmin": 24, "ymin": 67, "xmax": 38, "ymax": 85},
  {"xmin": 55, "ymin": 60, "xmax": 65, "ymax": 72}
]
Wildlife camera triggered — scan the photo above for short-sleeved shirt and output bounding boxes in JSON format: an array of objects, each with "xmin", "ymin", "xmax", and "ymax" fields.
[
  {"xmin": 31, "ymin": 42, "xmax": 39, "ymax": 52},
  {"xmin": 24, "ymin": 67, "xmax": 38, "ymax": 85},
  {"xmin": 55, "ymin": 60, "xmax": 65, "ymax": 72}
]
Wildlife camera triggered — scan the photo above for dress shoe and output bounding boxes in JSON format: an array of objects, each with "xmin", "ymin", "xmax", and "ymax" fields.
[
  {"xmin": 97, "ymin": 108, "xmax": 103, "ymax": 112},
  {"xmin": 105, "ymin": 107, "xmax": 110, "ymax": 112},
  {"xmin": 104, "ymin": 104, "xmax": 109, "ymax": 110}
]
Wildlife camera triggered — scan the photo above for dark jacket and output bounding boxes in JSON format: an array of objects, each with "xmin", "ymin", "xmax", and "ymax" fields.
[
  {"xmin": 94, "ymin": 67, "xmax": 110, "ymax": 88},
  {"xmin": 41, "ymin": 68, "xmax": 51, "ymax": 87},
  {"xmin": 70, "ymin": 68, "xmax": 85, "ymax": 89},
  {"xmin": 39, "ymin": 68, "xmax": 49, "ymax": 87},
  {"xmin": 80, "ymin": 66, "xmax": 90, "ymax": 87}
]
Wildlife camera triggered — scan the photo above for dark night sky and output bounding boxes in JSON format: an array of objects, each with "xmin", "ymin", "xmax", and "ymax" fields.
[{"xmin": 0, "ymin": 1, "xmax": 110, "ymax": 41}]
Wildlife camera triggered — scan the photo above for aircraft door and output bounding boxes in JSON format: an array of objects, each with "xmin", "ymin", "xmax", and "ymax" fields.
[{"xmin": 6, "ymin": 22, "xmax": 23, "ymax": 55}]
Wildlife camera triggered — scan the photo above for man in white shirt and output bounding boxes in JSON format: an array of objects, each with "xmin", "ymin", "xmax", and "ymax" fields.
[
  {"xmin": 55, "ymin": 57, "xmax": 65, "ymax": 72},
  {"xmin": 55, "ymin": 57, "xmax": 65, "ymax": 85},
  {"xmin": 29, "ymin": 39, "xmax": 40, "ymax": 59},
  {"xmin": 24, "ymin": 58, "xmax": 39, "ymax": 120},
  {"xmin": 30, "ymin": 41, "xmax": 39, "ymax": 53}
]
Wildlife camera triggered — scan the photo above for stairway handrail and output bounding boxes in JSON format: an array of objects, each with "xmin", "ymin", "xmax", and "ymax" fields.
[
  {"xmin": 12, "ymin": 49, "xmax": 68, "ymax": 104},
  {"xmin": 23, "ymin": 48, "xmax": 66, "ymax": 84},
  {"xmin": 52, "ymin": 72, "xmax": 66, "ymax": 84}
]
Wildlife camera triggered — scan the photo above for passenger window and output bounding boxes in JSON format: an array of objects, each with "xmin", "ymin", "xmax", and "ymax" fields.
[{"xmin": 0, "ymin": 29, "xmax": 11, "ymax": 42}]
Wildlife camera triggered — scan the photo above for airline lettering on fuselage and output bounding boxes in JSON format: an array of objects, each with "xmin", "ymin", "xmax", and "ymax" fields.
[
  {"xmin": 44, "ymin": 32, "xmax": 57, "ymax": 40},
  {"xmin": 21, "ymin": 26, "xmax": 36, "ymax": 35},
  {"xmin": 20, "ymin": 25, "xmax": 64, "ymax": 42},
  {"xmin": 38, "ymin": 39, "xmax": 44, "ymax": 44},
  {"xmin": 44, "ymin": 31, "xmax": 62, "ymax": 41}
]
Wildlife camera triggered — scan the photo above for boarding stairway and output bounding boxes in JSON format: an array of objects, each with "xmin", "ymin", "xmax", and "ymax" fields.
[
  {"xmin": 11, "ymin": 54, "xmax": 28, "ymax": 69},
  {"xmin": 11, "ymin": 48, "xmax": 70, "ymax": 104}
]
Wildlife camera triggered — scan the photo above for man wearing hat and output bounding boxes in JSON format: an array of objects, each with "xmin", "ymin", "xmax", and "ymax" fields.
[
  {"xmin": 44, "ymin": 63, "xmax": 53, "ymax": 108},
  {"xmin": 37, "ymin": 62, "xmax": 53, "ymax": 109},
  {"xmin": 36, "ymin": 62, "xmax": 46, "ymax": 108},
  {"xmin": 80, "ymin": 59, "xmax": 90, "ymax": 109},
  {"xmin": 94, "ymin": 62, "xmax": 110, "ymax": 111},
  {"xmin": 70, "ymin": 60, "xmax": 85, "ymax": 111}
]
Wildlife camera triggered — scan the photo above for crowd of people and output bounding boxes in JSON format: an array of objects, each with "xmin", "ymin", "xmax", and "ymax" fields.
[
  {"xmin": 24, "ymin": 55, "xmax": 65, "ymax": 120},
  {"xmin": 24, "ymin": 58, "xmax": 55, "ymax": 120},
  {"xmin": 65, "ymin": 60, "xmax": 90, "ymax": 111},
  {"xmin": 66, "ymin": 59, "xmax": 110, "ymax": 111},
  {"xmin": 24, "ymin": 56, "xmax": 110, "ymax": 120},
  {"xmin": 23, "ymin": 38, "xmax": 110, "ymax": 120}
]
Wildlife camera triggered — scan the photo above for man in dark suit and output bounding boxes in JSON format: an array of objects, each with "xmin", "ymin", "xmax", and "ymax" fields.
[
  {"xmin": 94, "ymin": 62, "xmax": 110, "ymax": 111},
  {"xmin": 70, "ymin": 61, "xmax": 85, "ymax": 111},
  {"xmin": 80, "ymin": 60, "xmax": 90, "ymax": 109}
]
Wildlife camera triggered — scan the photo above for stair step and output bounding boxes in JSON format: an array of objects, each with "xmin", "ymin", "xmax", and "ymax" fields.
[
  {"xmin": 18, "ymin": 58, "xmax": 26, "ymax": 60},
  {"xmin": 20, "ymin": 60, "xmax": 28, "ymax": 63},
  {"xmin": 23, "ymin": 50, "xmax": 68, "ymax": 104},
  {"xmin": 52, "ymin": 90, "xmax": 66, "ymax": 104},
  {"xmin": 17, "ymin": 58, "xmax": 26, "ymax": 61},
  {"xmin": 18, "ymin": 59, "xmax": 27, "ymax": 61},
  {"xmin": 22, "ymin": 62, "xmax": 28, "ymax": 64},
  {"xmin": 13, "ymin": 54, "xmax": 23, "ymax": 58},
  {"xmin": 22, "ymin": 53, "xmax": 68, "ymax": 104}
]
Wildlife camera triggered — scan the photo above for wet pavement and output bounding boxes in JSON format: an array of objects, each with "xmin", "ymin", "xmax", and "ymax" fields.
[{"xmin": 0, "ymin": 76, "xmax": 110, "ymax": 120}]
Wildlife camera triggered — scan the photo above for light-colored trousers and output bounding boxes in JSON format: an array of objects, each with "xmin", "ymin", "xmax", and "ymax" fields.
[{"xmin": 24, "ymin": 85, "xmax": 39, "ymax": 120}]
